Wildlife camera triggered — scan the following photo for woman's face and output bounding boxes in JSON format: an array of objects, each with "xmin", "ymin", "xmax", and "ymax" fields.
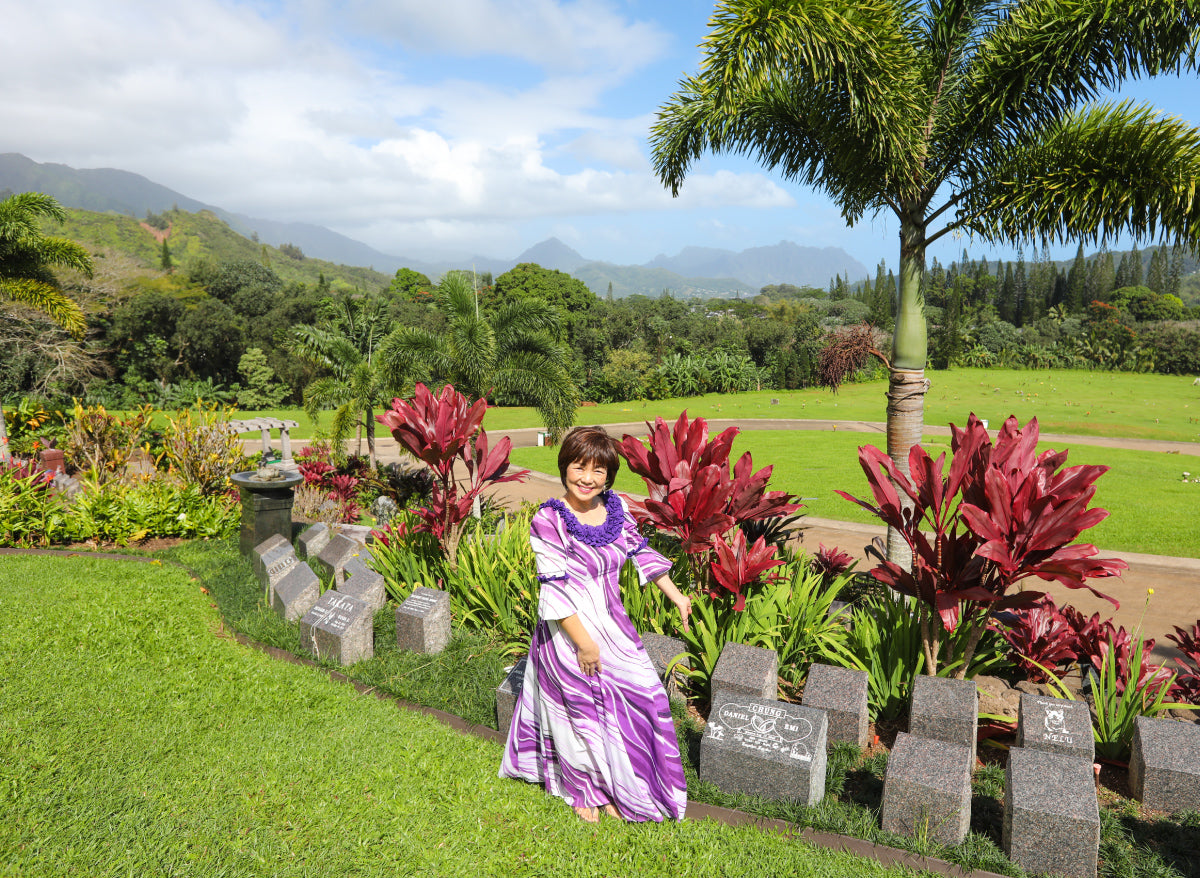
[{"xmin": 564, "ymin": 458, "xmax": 607, "ymax": 510}]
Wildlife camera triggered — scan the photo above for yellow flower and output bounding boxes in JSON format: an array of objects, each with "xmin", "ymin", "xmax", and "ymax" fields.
[{"xmin": 1148, "ymin": 588, "xmax": 1155, "ymax": 595}]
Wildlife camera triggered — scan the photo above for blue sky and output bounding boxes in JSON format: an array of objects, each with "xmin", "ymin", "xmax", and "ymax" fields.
[{"xmin": 2, "ymin": 1, "xmax": 1196, "ymax": 277}]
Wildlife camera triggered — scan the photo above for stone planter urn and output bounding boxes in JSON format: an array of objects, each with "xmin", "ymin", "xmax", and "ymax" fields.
[{"xmin": 230, "ymin": 466, "xmax": 305, "ymax": 556}]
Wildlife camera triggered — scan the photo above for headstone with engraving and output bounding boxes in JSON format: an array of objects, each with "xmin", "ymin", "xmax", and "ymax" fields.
[
  {"xmin": 711, "ymin": 641, "xmax": 778, "ymax": 703},
  {"xmin": 312, "ymin": 533, "xmax": 360, "ymax": 584},
  {"xmin": 337, "ymin": 557, "xmax": 387, "ymax": 613},
  {"xmin": 297, "ymin": 522, "xmax": 330, "ymax": 560},
  {"xmin": 1130, "ymin": 715, "xmax": 1200, "ymax": 813},
  {"xmin": 641, "ymin": 633, "xmax": 688, "ymax": 698},
  {"xmin": 700, "ymin": 692, "xmax": 828, "ymax": 804},
  {"xmin": 271, "ymin": 563, "xmax": 320, "ymax": 622},
  {"xmin": 1003, "ymin": 746, "xmax": 1100, "ymax": 878},
  {"xmin": 260, "ymin": 549, "xmax": 301, "ymax": 604},
  {"xmin": 802, "ymin": 663, "xmax": 869, "ymax": 749},
  {"xmin": 881, "ymin": 732, "xmax": 973, "ymax": 845},
  {"xmin": 252, "ymin": 533, "xmax": 291, "ymax": 581},
  {"xmin": 395, "ymin": 586, "xmax": 451, "ymax": 654},
  {"xmin": 299, "ymin": 591, "xmax": 374, "ymax": 665},
  {"xmin": 1015, "ymin": 693, "xmax": 1094, "ymax": 762},
  {"xmin": 495, "ymin": 658, "xmax": 528, "ymax": 734},
  {"xmin": 909, "ymin": 675, "xmax": 978, "ymax": 761}
]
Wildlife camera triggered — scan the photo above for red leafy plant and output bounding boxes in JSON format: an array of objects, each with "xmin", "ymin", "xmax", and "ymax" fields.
[
  {"xmin": 996, "ymin": 596, "xmax": 1079, "ymax": 682},
  {"xmin": 617, "ymin": 412, "xmax": 800, "ymax": 605},
  {"xmin": 376, "ymin": 383, "xmax": 527, "ymax": 565},
  {"xmin": 1167, "ymin": 622, "xmax": 1200, "ymax": 704},
  {"xmin": 838, "ymin": 414, "xmax": 1126, "ymax": 677},
  {"xmin": 810, "ymin": 544, "xmax": 855, "ymax": 584}
]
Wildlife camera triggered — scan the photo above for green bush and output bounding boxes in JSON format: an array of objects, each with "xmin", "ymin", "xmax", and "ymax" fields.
[
  {"xmin": 66, "ymin": 477, "xmax": 238, "ymax": 545},
  {"xmin": 0, "ymin": 462, "xmax": 67, "ymax": 546}
]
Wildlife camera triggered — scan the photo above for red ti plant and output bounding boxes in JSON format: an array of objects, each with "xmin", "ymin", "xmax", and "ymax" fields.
[
  {"xmin": 837, "ymin": 414, "xmax": 1126, "ymax": 677},
  {"xmin": 618, "ymin": 412, "xmax": 801, "ymax": 601},
  {"xmin": 996, "ymin": 596, "xmax": 1079, "ymax": 683},
  {"xmin": 1167, "ymin": 622, "xmax": 1200, "ymax": 705},
  {"xmin": 376, "ymin": 383, "xmax": 527, "ymax": 565},
  {"xmin": 710, "ymin": 529, "xmax": 786, "ymax": 611},
  {"xmin": 810, "ymin": 544, "xmax": 855, "ymax": 584}
]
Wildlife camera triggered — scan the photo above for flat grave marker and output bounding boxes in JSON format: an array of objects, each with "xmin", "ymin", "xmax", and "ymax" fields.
[
  {"xmin": 881, "ymin": 731, "xmax": 973, "ymax": 846},
  {"xmin": 300, "ymin": 591, "xmax": 374, "ymax": 665},
  {"xmin": 802, "ymin": 663, "xmax": 869, "ymax": 749},
  {"xmin": 395, "ymin": 587, "xmax": 451, "ymax": 654},
  {"xmin": 1003, "ymin": 746, "xmax": 1100, "ymax": 878},
  {"xmin": 1130, "ymin": 715, "xmax": 1200, "ymax": 813},
  {"xmin": 700, "ymin": 692, "xmax": 828, "ymax": 804},
  {"xmin": 711, "ymin": 642, "xmax": 778, "ymax": 703},
  {"xmin": 1016, "ymin": 693, "xmax": 1094, "ymax": 762}
]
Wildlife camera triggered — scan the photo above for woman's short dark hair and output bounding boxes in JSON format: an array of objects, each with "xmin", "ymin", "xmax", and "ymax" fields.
[{"xmin": 557, "ymin": 426, "xmax": 619, "ymax": 489}]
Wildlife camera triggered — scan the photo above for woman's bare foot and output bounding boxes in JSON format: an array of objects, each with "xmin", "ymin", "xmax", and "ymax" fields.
[
  {"xmin": 573, "ymin": 805, "xmax": 600, "ymax": 823},
  {"xmin": 601, "ymin": 803, "xmax": 621, "ymax": 820}
]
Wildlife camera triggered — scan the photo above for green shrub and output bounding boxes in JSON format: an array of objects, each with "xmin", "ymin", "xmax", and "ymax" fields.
[
  {"xmin": 0, "ymin": 462, "xmax": 67, "ymax": 546},
  {"xmin": 66, "ymin": 477, "xmax": 238, "ymax": 544},
  {"xmin": 161, "ymin": 403, "xmax": 249, "ymax": 495},
  {"xmin": 61, "ymin": 402, "xmax": 156, "ymax": 483}
]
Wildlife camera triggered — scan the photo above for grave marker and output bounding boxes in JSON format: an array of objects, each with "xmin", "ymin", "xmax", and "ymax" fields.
[
  {"xmin": 495, "ymin": 658, "xmax": 528, "ymax": 734},
  {"xmin": 300, "ymin": 591, "xmax": 374, "ymax": 665},
  {"xmin": 881, "ymin": 732, "xmax": 973, "ymax": 845},
  {"xmin": 909, "ymin": 675, "xmax": 978, "ymax": 761},
  {"xmin": 271, "ymin": 563, "xmax": 320, "ymax": 622},
  {"xmin": 312, "ymin": 533, "xmax": 359, "ymax": 585},
  {"xmin": 1003, "ymin": 746, "xmax": 1100, "ymax": 878},
  {"xmin": 1016, "ymin": 693, "xmax": 1094, "ymax": 762},
  {"xmin": 395, "ymin": 587, "xmax": 451, "ymax": 654},
  {"xmin": 711, "ymin": 642, "xmax": 778, "ymax": 703},
  {"xmin": 252, "ymin": 534, "xmax": 291, "ymax": 581},
  {"xmin": 641, "ymin": 633, "xmax": 688, "ymax": 698},
  {"xmin": 297, "ymin": 522, "xmax": 330, "ymax": 560},
  {"xmin": 1130, "ymin": 715, "xmax": 1200, "ymax": 813},
  {"xmin": 802, "ymin": 663, "xmax": 869, "ymax": 749},
  {"xmin": 338, "ymin": 558, "xmax": 386, "ymax": 613},
  {"xmin": 700, "ymin": 692, "xmax": 828, "ymax": 804}
]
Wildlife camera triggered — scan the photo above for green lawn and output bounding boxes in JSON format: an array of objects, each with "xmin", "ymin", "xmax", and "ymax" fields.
[
  {"xmin": 0, "ymin": 553, "xmax": 918, "ymax": 878},
  {"xmin": 511, "ymin": 430, "xmax": 1200, "ymax": 559}
]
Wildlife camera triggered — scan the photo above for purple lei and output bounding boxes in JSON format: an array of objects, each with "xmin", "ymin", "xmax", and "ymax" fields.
[{"xmin": 542, "ymin": 490, "xmax": 623, "ymax": 547}]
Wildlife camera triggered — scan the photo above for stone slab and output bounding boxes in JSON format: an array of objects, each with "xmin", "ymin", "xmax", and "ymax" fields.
[
  {"xmin": 338, "ymin": 559, "xmax": 387, "ymax": 614},
  {"xmin": 1003, "ymin": 747, "xmax": 1100, "ymax": 878},
  {"xmin": 299, "ymin": 591, "xmax": 374, "ymax": 665},
  {"xmin": 312, "ymin": 533, "xmax": 360, "ymax": 585},
  {"xmin": 1016, "ymin": 693, "xmax": 1094, "ymax": 762},
  {"xmin": 1130, "ymin": 715, "xmax": 1200, "ymax": 813},
  {"xmin": 260, "ymin": 549, "xmax": 301, "ymax": 604},
  {"xmin": 909, "ymin": 675, "xmax": 978, "ymax": 761},
  {"xmin": 395, "ymin": 586, "xmax": 451, "ymax": 654},
  {"xmin": 700, "ymin": 692, "xmax": 828, "ymax": 804},
  {"xmin": 252, "ymin": 533, "xmax": 291, "ymax": 581},
  {"xmin": 802, "ymin": 663, "xmax": 869, "ymax": 749},
  {"xmin": 495, "ymin": 658, "xmax": 528, "ymax": 734},
  {"xmin": 711, "ymin": 641, "xmax": 778, "ymax": 703},
  {"xmin": 271, "ymin": 563, "xmax": 320, "ymax": 622},
  {"xmin": 297, "ymin": 522, "xmax": 330, "ymax": 560},
  {"xmin": 641, "ymin": 633, "xmax": 688, "ymax": 698},
  {"xmin": 881, "ymin": 732, "xmax": 973, "ymax": 846}
]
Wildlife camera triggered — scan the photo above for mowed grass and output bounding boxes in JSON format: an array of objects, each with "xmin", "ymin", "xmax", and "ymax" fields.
[
  {"xmin": 0, "ymin": 554, "xmax": 919, "ymax": 878},
  {"xmin": 232, "ymin": 368, "xmax": 1200, "ymax": 443},
  {"xmin": 510, "ymin": 429, "xmax": 1200, "ymax": 559}
]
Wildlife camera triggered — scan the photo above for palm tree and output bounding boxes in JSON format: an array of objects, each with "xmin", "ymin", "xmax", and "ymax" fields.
[
  {"xmin": 651, "ymin": 0, "xmax": 1200, "ymax": 561},
  {"xmin": 289, "ymin": 294, "xmax": 402, "ymax": 468},
  {"xmin": 1, "ymin": 192, "xmax": 93, "ymax": 464},
  {"xmin": 379, "ymin": 272, "xmax": 579, "ymax": 438}
]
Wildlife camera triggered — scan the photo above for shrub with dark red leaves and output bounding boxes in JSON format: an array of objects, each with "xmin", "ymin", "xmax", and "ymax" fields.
[
  {"xmin": 996, "ymin": 596, "xmax": 1078, "ymax": 682},
  {"xmin": 810, "ymin": 544, "xmax": 855, "ymax": 582},
  {"xmin": 1167, "ymin": 622, "xmax": 1200, "ymax": 705}
]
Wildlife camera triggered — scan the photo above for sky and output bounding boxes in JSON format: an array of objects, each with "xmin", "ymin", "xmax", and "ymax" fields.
[{"xmin": 3, "ymin": 0, "xmax": 1198, "ymax": 276}]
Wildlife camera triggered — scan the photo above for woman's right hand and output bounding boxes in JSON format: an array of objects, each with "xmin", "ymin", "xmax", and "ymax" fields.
[{"xmin": 576, "ymin": 640, "xmax": 602, "ymax": 676}]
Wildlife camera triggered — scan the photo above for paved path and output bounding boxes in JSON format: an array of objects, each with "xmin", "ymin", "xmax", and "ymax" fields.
[{"xmin": 267, "ymin": 419, "xmax": 1200, "ymax": 661}]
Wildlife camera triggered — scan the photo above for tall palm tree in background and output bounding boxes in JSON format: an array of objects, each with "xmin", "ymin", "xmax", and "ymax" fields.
[
  {"xmin": 380, "ymin": 272, "xmax": 579, "ymax": 439},
  {"xmin": 651, "ymin": 0, "xmax": 1200, "ymax": 561},
  {"xmin": 0, "ymin": 192, "xmax": 93, "ymax": 464},
  {"xmin": 289, "ymin": 294, "xmax": 401, "ymax": 468}
]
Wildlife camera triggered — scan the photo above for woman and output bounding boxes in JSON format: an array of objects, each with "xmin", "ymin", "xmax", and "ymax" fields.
[{"xmin": 499, "ymin": 426, "xmax": 692, "ymax": 823}]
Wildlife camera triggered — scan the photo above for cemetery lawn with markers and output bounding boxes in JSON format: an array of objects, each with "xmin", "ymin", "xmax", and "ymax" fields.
[
  {"xmin": 6, "ymin": 541, "xmax": 1198, "ymax": 878},
  {"xmin": 0, "ymin": 551, "xmax": 916, "ymax": 878}
]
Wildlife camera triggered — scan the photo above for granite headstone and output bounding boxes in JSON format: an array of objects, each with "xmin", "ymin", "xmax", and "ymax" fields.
[
  {"xmin": 300, "ymin": 590, "xmax": 374, "ymax": 665},
  {"xmin": 881, "ymin": 731, "xmax": 973, "ymax": 845},
  {"xmin": 271, "ymin": 562, "xmax": 320, "ymax": 622},
  {"xmin": 1003, "ymin": 746, "xmax": 1100, "ymax": 878},
  {"xmin": 395, "ymin": 586, "xmax": 451, "ymax": 654},
  {"xmin": 1130, "ymin": 715, "xmax": 1200, "ymax": 813},
  {"xmin": 641, "ymin": 633, "xmax": 688, "ymax": 698},
  {"xmin": 802, "ymin": 663, "xmax": 869, "ymax": 749},
  {"xmin": 495, "ymin": 658, "xmax": 528, "ymax": 734},
  {"xmin": 700, "ymin": 692, "xmax": 828, "ymax": 804},
  {"xmin": 297, "ymin": 522, "xmax": 330, "ymax": 560},
  {"xmin": 312, "ymin": 532, "xmax": 360, "ymax": 584},
  {"xmin": 1016, "ymin": 693, "xmax": 1094, "ymax": 762},
  {"xmin": 909, "ymin": 675, "xmax": 978, "ymax": 761},
  {"xmin": 337, "ymin": 557, "xmax": 387, "ymax": 613},
  {"xmin": 711, "ymin": 641, "xmax": 778, "ymax": 703},
  {"xmin": 252, "ymin": 533, "xmax": 291, "ymax": 581}
]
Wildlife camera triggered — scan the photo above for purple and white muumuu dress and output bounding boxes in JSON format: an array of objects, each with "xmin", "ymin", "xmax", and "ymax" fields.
[{"xmin": 499, "ymin": 490, "xmax": 688, "ymax": 821}]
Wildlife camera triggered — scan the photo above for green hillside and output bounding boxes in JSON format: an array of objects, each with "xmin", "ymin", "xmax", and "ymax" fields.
[{"xmin": 46, "ymin": 207, "xmax": 392, "ymax": 292}]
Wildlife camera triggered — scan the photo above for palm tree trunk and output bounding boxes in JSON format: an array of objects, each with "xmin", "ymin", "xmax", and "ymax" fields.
[
  {"xmin": 886, "ymin": 216, "xmax": 931, "ymax": 568},
  {"xmin": 365, "ymin": 404, "xmax": 376, "ymax": 469}
]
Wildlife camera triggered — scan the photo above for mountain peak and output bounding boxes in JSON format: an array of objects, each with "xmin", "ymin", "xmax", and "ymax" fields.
[{"xmin": 515, "ymin": 237, "xmax": 585, "ymax": 272}]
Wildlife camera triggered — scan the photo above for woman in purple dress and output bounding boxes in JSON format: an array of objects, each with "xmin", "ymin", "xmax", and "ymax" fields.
[{"xmin": 500, "ymin": 426, "xmax": 692, "ymax": 823}]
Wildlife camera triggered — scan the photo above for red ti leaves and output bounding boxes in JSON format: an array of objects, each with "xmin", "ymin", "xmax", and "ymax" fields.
[{"xmin": 710, "ymin": 530, "xmax": 785, "ymax": 611}]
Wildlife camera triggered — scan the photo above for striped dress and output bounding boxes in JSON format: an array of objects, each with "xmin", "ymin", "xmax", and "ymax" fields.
[{"xmin": 499, "ymin": 490, "xmax": 688, "ymax": 821}]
